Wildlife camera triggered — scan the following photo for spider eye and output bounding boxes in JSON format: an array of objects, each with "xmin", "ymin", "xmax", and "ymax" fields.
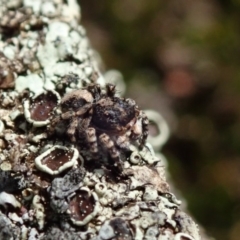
[
  {"xmin": 62, "ymin": 98, "xmax": 87, "ymax": 111},
  {"xmin": 72, "ymin": 98, "xmax": 87, "ymax": 109}
]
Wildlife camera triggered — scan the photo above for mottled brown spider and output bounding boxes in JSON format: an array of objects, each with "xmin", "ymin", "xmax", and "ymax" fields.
[{"xmin": 49, "ymin": 83, "xmax": 149, "ymax": 171}]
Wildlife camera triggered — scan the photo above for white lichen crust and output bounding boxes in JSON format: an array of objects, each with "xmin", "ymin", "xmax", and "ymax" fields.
[
  {"xmin": 0, "ymin": 0, "xmax": 203, "ymax": 239},
  {"xmin": 35, "ymin": 145, "xmax": 79, "ymax": 175}
]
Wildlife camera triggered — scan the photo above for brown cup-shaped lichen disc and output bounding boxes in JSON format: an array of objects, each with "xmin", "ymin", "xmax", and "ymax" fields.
[
  {"xmin": 35, "ymin": 145, "xmax": 79, "ymax": 175},
  {"xmin": 69, "ymin": 190, "xmax": 97, "ymax": 226},
  {"xmin": 30, "ymin": 91, "xmax": 59, "ymax": 121},
  {"xmin": 41, "ymin": 148, "xmax": 74, "ymax": 171}
]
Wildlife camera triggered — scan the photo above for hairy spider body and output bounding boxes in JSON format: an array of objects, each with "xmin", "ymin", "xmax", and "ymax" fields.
[
  {"xmin": 49, "ymin": 83, "xmax": 149, "ymax": 172},
  {"xmin": 92, "ymin": 97, "xmax": 136, "ymax": 133}
]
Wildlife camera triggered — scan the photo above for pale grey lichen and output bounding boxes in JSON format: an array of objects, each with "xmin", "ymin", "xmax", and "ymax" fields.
[
  {"xmin": 22, "ymin": 188, "xmax": 34, "ymax": 201},
  {"xmin": 0, "ymin": 211, "xmax": 20, "ymax": 239},
  {"xmin": 0, "ymin": 191, "xmax": 21, "ymax": 209},
  {"xmin": 94, "ymin": 182, "xmax": 107, "ymax": 197},
  {"xmin": 31, "ymin": 195, "xmax": 45, "ymax": 230},
  {"xmin": 48, "ymin": 167, "xmax": 85, "ymax": 213},
  {"xmin": 0, "ymin": 120, "xmax": 4, "ymax": 134},
  {"xmin": 97, "ymin": 218, "xmax": 133, "ymax": 240},
  {"xmin": 16, "ymin": 74, "xmax": 44, "ymax": 96}
]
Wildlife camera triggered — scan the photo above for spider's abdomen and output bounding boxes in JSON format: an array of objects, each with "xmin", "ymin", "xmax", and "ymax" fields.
[{"xmin": 92, "ymin": 97, "xmax": 136, "ymax": 132}]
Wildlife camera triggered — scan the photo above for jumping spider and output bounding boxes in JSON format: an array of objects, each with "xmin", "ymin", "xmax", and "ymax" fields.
[{"xmin": 49, "ymin": 83, "xmax": 149, "ymax": 171}]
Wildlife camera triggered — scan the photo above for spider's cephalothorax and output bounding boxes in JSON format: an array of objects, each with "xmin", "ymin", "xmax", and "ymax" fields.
[{"xmin": 49, "ymin": 83, "xmax": 149, "ymax": 171}]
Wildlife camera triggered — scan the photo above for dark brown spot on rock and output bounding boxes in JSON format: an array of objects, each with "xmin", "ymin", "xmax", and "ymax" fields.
[
  {"xmin": 109, "ymin": 218, "xmax": 133, "ymax": 240},
  {"xmin": 41, "ymin": 148, "xmax": 74, "ymax": 171},
  {"xmin": 69, "ymin": 190, "xmax": 95, "ymax": 222}
]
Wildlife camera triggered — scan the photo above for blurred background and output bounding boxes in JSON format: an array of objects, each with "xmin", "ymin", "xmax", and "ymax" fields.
[{"xmin": 79, "ymin": 1, "xmax": 240, "ymax": 239}]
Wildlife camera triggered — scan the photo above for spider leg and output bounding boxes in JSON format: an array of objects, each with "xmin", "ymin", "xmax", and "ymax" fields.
[
  {"xmin": 86, "ymin": 127, "xmax": 98, "ymax": 158},
  {"xmin": 125, "ymin": 98, "xmax": 136, "ymax": 106},
  {"xmin": 67, "ymin": 118, "xmax": 78, "ymax": 142},
  {"xmin": 99, "ymin": 133, "xmax": 123, "ymax": 171},
  {"xmin": 62, "ymin": 111, "xmax": 74, "ymax": 120},
  {"xmin": 87, "ymin": 84, "xmax": 102, "ymax": 100},
  {"xmin": 139, "ymin": 111, "xmax": 149, "ymax": 149},
  {"xmin": 129, "ymin": 117, "xmax": 142, "ymax": 143},
  {"xmin": 116, "ymin": 135, "xmax": 130, "ymax": 150},
  {"xmin": 79, "ymin": 116, "xmax": 91, "ymax": 131},
  {"xmin": 48, "ymin": 115, "xmax": 61, "ymax": 135},
  {"xmin": 76, "ymin": 103, "xmax": 92, "ymax": 116},
  {"xmin": 62, "ymin": 103, "xmax": 91, "ymax": 120},
  {"xmin": 106, "ymin": 83, "xmax": 116, "ymax": 97}
]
